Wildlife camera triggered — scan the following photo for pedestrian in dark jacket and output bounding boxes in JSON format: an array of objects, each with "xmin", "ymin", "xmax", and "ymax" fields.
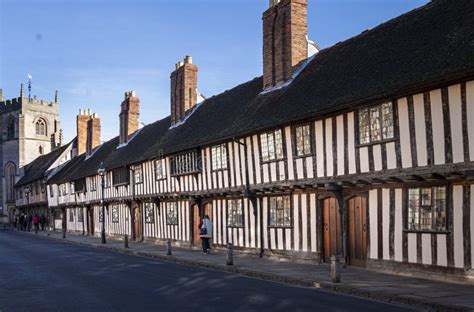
[
  {"xmin": 40, "ymin": 214, "xmax": 46, "ymax": 231},
  {"xmin": 27, "ymin": 214, "xmax": 32, "ymax": 232},
  {"xmin": 19, "ymin": 214, "xmax": 25, "ymax": 231},
  {"xmin": 32, "ymin": 214, "xmax": 40, "ymax": 234}
]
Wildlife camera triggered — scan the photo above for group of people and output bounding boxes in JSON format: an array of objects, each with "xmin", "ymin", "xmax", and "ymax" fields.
[{"xmin": 14, "ymin": 213, "xmax": 47, "ymax": 233}]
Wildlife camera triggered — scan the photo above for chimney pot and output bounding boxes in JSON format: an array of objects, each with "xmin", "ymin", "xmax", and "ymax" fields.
[{"xmin": 185, "ymin": 55, "xmax": 193, "ymax": 64}]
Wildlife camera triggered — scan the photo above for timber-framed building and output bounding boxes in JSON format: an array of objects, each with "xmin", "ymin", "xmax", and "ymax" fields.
[{"xmin": 15, "ymin": 0, "xmax": 474, "ymax": 283}]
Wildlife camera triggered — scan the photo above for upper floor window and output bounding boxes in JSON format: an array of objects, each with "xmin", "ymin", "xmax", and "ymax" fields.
[
  {"xmin": 39, "ymin": 146, "xmax": 44, "ymax": 155},
  {"xmin": 35, "ymin": 118, "xmax": 47, "ymax": 136},
  {"xmin": 211, "ymin": 144, "xmax": 227, "ymax": 170},
  {"xmin": 166, "ymin": 203, "xmax": 178, "ymax": 225},
  {"xmin": 155, "ymin": 159, "xmax": 166, "ymax": 180},
  {"xmin": 7, "ymin": 117, "xmax": 15, "ymax": 140},
  {"xmin": 145, "ymin": 203, "xmax": 154, "ymax": 224},
  {"xmin": 112, "ymin": 167, "xmax": 129, "ymax": 186},
  {"xmin": 104, "ymin": 173, "xmax": 111, "ymax": 188},
  {"xmin": 134, "ymin": 166, "xmax": 143, "ymax": 184},
  {"xmin": 260, "ymin": 129, "xmax": 284, "ymax": 162},
  {"xmin": 41, "ymin": 183, "xmax": 45, "ymax": 193},
  {"xmin": 358, "ymin": 102, "xmax": 394, "ymax": 144},
  {"xmin": 227, "ymin": 199, "xmax": 243, "ymax": 227},
  {"xmin": 49, "ymin": 185, "xmax": 54, "ymax": 198},
  {"xmin": 269, "ymin": 196, "xmax": 291, "ymax": 227},
  {"xmin": 62, "ymin": 184, "xmax": 68, "ymax": 196},
  {"xmin": 170, "ymin": 150, "xmax": 201, "ymax": 176},
  {"xmin": 74, "ymin": 179, "xmax": 86, "ymax": 193},
  {"xmin": 408, "ymin": 186, "xmax": 446, "ymax": 231},
  {"xmin": 294, "ymin": 125, "xmax": 312, "ymax": 157}
]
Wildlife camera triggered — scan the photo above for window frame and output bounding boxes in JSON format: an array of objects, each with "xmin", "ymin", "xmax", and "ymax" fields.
[
  {"xmin": 268, "ymin": 195, "xmax": 292, "ymax": 228},
  {"xmin": 35, "ymin": 118, "xmax": 47, "ymax": 136},
  {"xmin": 211, "ymin": 144, "xmax": 228, "ymax": 171},
  {"xmin": 260, "ymin": 129, "xmax": 285, "ymax": 163},
  {"xmin": 227, "ymin": 199, "xmax": 244, "ymax": 228},
  {"xmin": 357, "ymin": 102, "xmax": 395, "ymax": 146},
  {"xmin": 170, "ymin": 150, "xmax": 202, "ymax": 177},
  {"xmin": 155, "ymin": 159, "xmax": 166, "ymax": 181},
  {"xmin": 133, "ymin": 165, "xmax": 143, "ymax": 184},
  {"xmin": 144, "ymin": 203, "xmax": 155, "ymax": 224},
  {"xmin": 293, "ymin": 124, "xmax": 313, "ymax": 158},
  {"xmin": 405, "ymin": 186, "xmax": 448, "ymax": 233},
  {"xmin": 112, "ymin": 167, "xmax": 129, "ymax": 186},
  {"xmin": 166, "ymin": 202, "xmax": 178, "ymax": 225},
  {"xmin": 111, "ymin": 205, "xmax": 119, "ymax": 223}
]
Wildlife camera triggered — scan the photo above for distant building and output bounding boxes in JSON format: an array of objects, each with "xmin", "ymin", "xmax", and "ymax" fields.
[{"xmin": 0, "ymin": 85, "xmax": 62, "ymax": 222}]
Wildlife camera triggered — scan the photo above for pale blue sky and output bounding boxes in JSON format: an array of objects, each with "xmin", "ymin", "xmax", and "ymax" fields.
[{"xmin": 0, "ymin": 0, "xmax": 428, "ymax": 141}]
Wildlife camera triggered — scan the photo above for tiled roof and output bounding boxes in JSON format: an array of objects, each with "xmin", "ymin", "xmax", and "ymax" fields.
[{"xmin": 49, "ymin": 0, "xmax": 474, "ymax": 184}]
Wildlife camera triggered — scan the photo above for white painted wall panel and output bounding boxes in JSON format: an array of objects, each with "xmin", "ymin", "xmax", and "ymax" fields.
[
  {"xmin": 398, "ymin": 98, "xmax": 413, "ymax": 168},
  {"xmin": 373, "ymin": 144, "xmax": 382, "ymax": 171},
  {"xmin": 382, "ymin": 189, "xmax": 390, "ymax": 260},
  {"xmin": 315, "ymin": 121, "xmax": 325, "ymax": 177},
  {"xmin": 422, "ymin": 233, "xmax": 432, "ymax": 265},
  {"xmin": 325, "ymin": 118, "xmax": 333, "ymax": 176},
  {"xmin": 413, "ymin": 93, "xmax": 428, "ymax": 167},
  {"xmin": 285, "ymin": 128, "xmax": 294, "ymax": 181},
  {"xmin": 471, "ymin": 185, "xmax": 474, "ymax": 269},
  {"xmin": 408, "ymin": 233, "xmax": 417, "ymax": 263},
  {"xmin": 453, "ymin": 185, "xmax": 464, "ymax": 268},
  {"xmin": 359, "ymin": 147, "xmax": 369, "ymax": 173},
  {"xmin": 394, "ymin": 189, "xmax": 403, "ymax": 262},
  {"xmin": 437, "ymin": 234, "xmax": 448, "ymax": 267},
  {"xmin": 301, "ymin": 194, "xmax": 308, "ymax": 252},
  {"xmin": 369, "ymin": 190, "xmax": 378, "ymax": 259},
  {"xmin": 293, "ymin": 194, "xmax": 300, "ymax": 251},
  {"xmin": 336, "ymin": 115, "xmax": 344, "ymax": 176},
  {"xmin": 430, "ymin": 89, "xmax": 446, "ymax": 165},
  {"xmin": 467, "ymin": 81, "xmax": 474, "ymax": 161},
  {"xmin": 449, "ymin": 84, "xmax": 464, "ymax": 163},
  {"xmin": 347, "ymin": 112, "xmax": 356, "ymax": 174},
  {"xmin": 386, "ymin": 142, "xmax": 396, "ymax": 170}
]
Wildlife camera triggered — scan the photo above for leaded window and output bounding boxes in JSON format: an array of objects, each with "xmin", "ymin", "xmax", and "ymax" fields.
[
  {"xmin": 145, "ymin": 203, "xmax": 154, "ymax": 224},
  {"xmin": 227, "ymin": 199, "xmax": 243, "ymax": 227},
  {"xmin": 112, "ymin": 206, "xmax": 119, "ymax": 223},
  {"xmin": 211, "ymin": 144, "xmax": 228, "ymax": 170},
  {"xmin": 78, "ymin": 208, "xmax": 84, "ymax": 223},
  {"xmin": 358, "ymin": 102, "xmax": 394, "ymax": 144},
  {"xmin": 269, "ymin": 196, "xmax": 291, "ymax": 227},
  {"xmin": 408, "ymin": 187, "xmax": 446, "ymax": 231},
  {"xmin": 155, "ymin": 159, "xmax": 165, "ymax": 180},
  {"xmin": 35, "ymin": 119, "xmax": 47, "ymax": 136},
  {"xmin": 62, "ymin": 184, "xmax": 68, "ymax": 196},
  {"xmin": 170, "ymin": 150, "xmax": 201, "ymax": 176},
  {"xmin": 90, "ymin": 178, "xmax": 97, "ymax": 191},
  {"xmin": 294, "ymin": 125, "xmax": 312, "ymax": 157},
  {"xmin": 112, "ymin": 167, "xmax": 129, "ymax": 186},
  {"xmin": 49, "ymin": 185, "xmax": 54, "ymax": 198},
  {"xmin": 99, "ymin": 209, "xmax": 103, "ymax": 222},
  {"xmin": 260, "ymin": 129, "xmax": 284, "ymax": 162},
  {"xmin": 167, "ymin": 203, "xmax": 178, "ymax": 225},
  {"xmin": 133, "ymin": 166, "xmax": 143, "ymax": 184}
]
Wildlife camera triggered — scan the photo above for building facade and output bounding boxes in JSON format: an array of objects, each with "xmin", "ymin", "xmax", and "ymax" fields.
[
  {"xmin": 0, "ymin": 85, "xmax": 62, "ymax": 223},
  {"xmin": 15, "ymin": 0, "xmax": 474, "ymax": 283}
]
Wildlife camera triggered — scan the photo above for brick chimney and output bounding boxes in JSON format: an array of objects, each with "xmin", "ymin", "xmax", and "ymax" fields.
[
  {"xmin": 119, "ymin": 91, "xmax": 140, "ymax": 145},
  {"xmin": 86, "ymin": 113, "xmax": 101, "ymax": 157},
  {"xmin": 263, "ymin": 0, "xmax": 308, "ymax": 90},
  {"xmin": 76, "ymin": 109, "xmax": 91, "ymax": 155},
  {"xmin": 170, "ymin": 55, "xmax": 198, "ymax": 125}
]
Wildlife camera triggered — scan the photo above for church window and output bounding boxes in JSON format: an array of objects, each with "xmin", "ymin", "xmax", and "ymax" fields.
[
  {"xmin": 5, "ymin": 163, "xmax": 16, "ymax": 202},
  {"xmin": 7, "ymin": 118, "xmax": 15, "ymax": 140},
  {"xmin": 35, "ymin": 118, "xmax": 47, "ymax": 136}
]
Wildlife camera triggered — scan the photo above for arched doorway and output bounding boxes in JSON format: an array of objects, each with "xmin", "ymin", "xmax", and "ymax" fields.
[
  {"xmin": 322, "ymin": 197, "xmax": 342, "ymax": 263},
  {"xmin": 347, "ymin": 196, "xmax": 367, "ymax": 267}
]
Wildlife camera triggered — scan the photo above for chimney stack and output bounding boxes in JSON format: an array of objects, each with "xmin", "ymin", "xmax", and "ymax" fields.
[
  {"xmin": 86, "ymin": 113, "xmax": 101, "ymax": 156},
  {"xmin": 263, "ymin": 0, "xmax": 308, "ymax": 90},
  {"xmin": 76, "ymin": 109, "xmax": 90, "ymax": 155},
  {"xmin": 170, "ymin": 55, "xmax": 198, "ymax": 125},
  {"xmin": 119, "ymin": 91, "xmax": 140, "ymax": 145}
]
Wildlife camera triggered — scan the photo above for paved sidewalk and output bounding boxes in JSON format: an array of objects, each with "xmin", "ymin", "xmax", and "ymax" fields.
[{"xmin": 20, "ymin": 230, "xmax": 474, "ymax": 311}]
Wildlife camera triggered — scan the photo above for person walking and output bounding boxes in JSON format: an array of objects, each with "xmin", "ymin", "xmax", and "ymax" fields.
[
  {"xmin": 32, "ymin": 214, "xmax": 40, "ymax": 234},
  {"xmin": 199, "ymin": 215, "xmax": 213, "ymax": 254},
  {"xmin": 40, "ymin": 214, "xmax": 46, "ymax": 231}
]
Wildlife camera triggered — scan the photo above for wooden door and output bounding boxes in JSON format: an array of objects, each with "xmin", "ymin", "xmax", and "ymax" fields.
[
  {"xmin": 348, "ymin": 196, "xmax": 367, "ymax": 267},
  {"xmin": 192, "ymin": 204, "xmax": 200, "ymax": 245},
  {"xmin": 322, "ymin": 198, "xmax": 342, "ymax": 263},
  {"xmin": 88, "ymin": 208, "xmax": 94, "ymax": 235},
  {"xmin": 133, "ymin": 206, "xmax": 142, "ymax": 241}
]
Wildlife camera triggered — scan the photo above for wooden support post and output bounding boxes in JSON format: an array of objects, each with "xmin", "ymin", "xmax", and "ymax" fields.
[
  {"xmin": 331, "ymin": 255, "xmax": 341, "ymax": 283},
  {"xmin": 124, "ymin": 234, "xmax": 129, "ymax": 248},
  {"xmin": 167, "ymin": 240, "xmax": 172, "ymax": 256},
  {"xmin": 226, "ymin": 243, "xmax": 234, "ymax": 265}
]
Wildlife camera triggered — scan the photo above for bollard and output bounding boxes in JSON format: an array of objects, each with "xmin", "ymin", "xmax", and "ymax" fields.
[
  {"xmin": 331, "ymin": 255, "xmax": 341, "ymax": 283},
  {"xmin": 62, "ymin": 229, "xmax": 66, "ymax": 239},
  {"xmin": 124, "ymin": 234, "xmax": 129, "ymax": 248},
  {"xmin": 166, "ymin": 240, "xmax": 172, "ymax": 256},
  {"xmin": 226, "ymin": 243, "xmax": 234, "ymax": 265}
]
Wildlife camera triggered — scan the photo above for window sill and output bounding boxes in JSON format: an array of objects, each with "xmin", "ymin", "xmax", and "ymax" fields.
[
  {"xmin": 211, "ymin": 168, "xmax": 228, "ymax": 173},
  {"xmin": 403, "ymin": 229, "xmax": 450, "ymax": 235},
  {"xmin": 268, "ymin": 225, "xmax": 293, "ymax": 229},
  {"xmin": 293, "ymin": 154, "xmax": 312, "ymax": 159},
  {"xmin": 356, "ymin": 137, "xmax": 397, "ymax": 148},
  {"xmin": 261, "ymin": 158, "xmax": 286, "ymax": 165},
  {"xmin": 227, "ymin": 225, "xmax": 244, "ymax": 229}
]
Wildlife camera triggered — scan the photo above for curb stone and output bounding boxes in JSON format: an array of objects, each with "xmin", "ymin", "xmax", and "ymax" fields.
[{"xmin": 19, "ymin": 231, "xmax": 473, "ymax": 312}]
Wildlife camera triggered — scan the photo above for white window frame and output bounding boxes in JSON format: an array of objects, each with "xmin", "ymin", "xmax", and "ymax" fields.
[
  {"xmin": 260, "ymin": 129, "xmax": 284, "ymax": 162},
  {"xmin": 358, "ymin": 102, "xmax": 394, "ymax": 144},
  {"xmin": 227, "ymin": 199, "xmax": 243, "ymax": 227},
  {"xmin": 211, "ymin": 144, "xmax": 228, "ymax": 171},
  {"xmin": 294, "ymin": 124, "xmax": 312, "ymax": 157}
]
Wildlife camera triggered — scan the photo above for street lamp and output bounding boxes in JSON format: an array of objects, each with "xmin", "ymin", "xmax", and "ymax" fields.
[
  {"xmin": 43, "ymin": 175, "xmax": 51, "ymax": 236},
  {"xmin": 97, "ymin": 162, "xmax": 106, "ymax": 244},
  {"xmin": 24, "ymin": 186, "xmax": 31, "ymax": 231}
]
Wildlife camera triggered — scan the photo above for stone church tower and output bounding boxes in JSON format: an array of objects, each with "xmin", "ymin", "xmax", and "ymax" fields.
[{"xmin": 0, "ymin": 84, "xmax": 62, "ymax": 222}]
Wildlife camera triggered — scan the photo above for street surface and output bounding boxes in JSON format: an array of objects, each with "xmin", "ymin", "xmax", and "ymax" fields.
[{"xmin": 0, "ymin": 231, "xmax": 416, "ymax": 311}]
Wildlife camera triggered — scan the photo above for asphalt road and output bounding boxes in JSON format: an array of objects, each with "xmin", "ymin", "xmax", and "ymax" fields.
[{"xmin": 0, "ymin": 231, "xmax": 416, "ymax": 312}]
